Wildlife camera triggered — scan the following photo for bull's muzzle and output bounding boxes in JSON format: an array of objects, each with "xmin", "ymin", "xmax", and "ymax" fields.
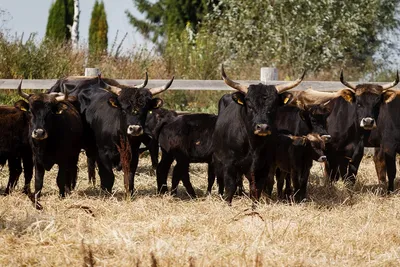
[
  {"xmin": 127, "ymin": 125, "xmax": 143, "ymax": 136},
  {"xmin": 317, "ymin": 155, "xmax": 327, "ymax": 162},
  {"xmin": 32, "ymin": 128, "xmax": 48, "ymax": 140},
  {"xmin": 254, "ymin": 124, "xmax": 271, "ymax": 136},
  {"xmin": 360, "ymin": 117, "xmax": 376, "ymax": 130}
]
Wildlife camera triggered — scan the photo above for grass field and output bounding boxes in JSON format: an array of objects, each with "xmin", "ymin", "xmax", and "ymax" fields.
[{"xmin": 1, "ymin": 153, "xmax": 400, "ymax": 266}]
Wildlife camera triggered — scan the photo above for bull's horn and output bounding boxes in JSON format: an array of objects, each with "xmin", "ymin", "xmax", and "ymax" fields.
[
  {"xmin": 149, "ymin": 76, "xmax": 174, "ymax": 95},
  {"xmin": 133, "ymin": 72, "xmax": 148, "ymax": 89},
  {"xmin": 275, "ymin": 70, "xmax": 306, "ymax": 93},
  {"xmin": 17, "ymin": 79, "xmax": 29, "ymax": 99},
  {"xmin": 56, "ymin": 85, "xmax": 69, "ymax": 101},
  {"xmin": 221, "ymin": 64, "xmax": 248, "ymax": 94},
  {"xmin": 96, "ymin": 73, "xmax": 122, "ymax": 95},
  {"xmin": 340, "ymin": 69, "xmax": 356, "ymax": 92},
  {"xmin": 382, "ymin": 70, "xmax": 399, "ymax": 91}
]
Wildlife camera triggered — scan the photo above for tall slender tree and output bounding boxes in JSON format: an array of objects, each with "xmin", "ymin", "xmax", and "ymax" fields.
[
  {"xmin": 126, "ymin": 0, "xmax": 216, "ymax": 50},
  {"xmin": 45, "ymin": 0, "xmax": 74, "ymax": 42},
  {"xmin": 89, "ymin": 0, "xmax": 108, "ymax": 56}
]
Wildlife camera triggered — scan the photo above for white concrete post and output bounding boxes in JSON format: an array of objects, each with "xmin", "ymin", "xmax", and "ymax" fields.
[
  {"xmin": 260, "ymin": 67, "xmax": 278, "ymax": 83},
  {"xmin": 84, "ymin": 68, "xmax": 100, "ymax": 77}
]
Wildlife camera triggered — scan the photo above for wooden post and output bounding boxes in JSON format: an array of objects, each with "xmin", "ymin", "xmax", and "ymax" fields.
[
  {"xmin": 85, "ymin": 68, "xmax": 100, "ymax": 77},
  {"xmin": 260, "ymin": 67, "xmax": 278, "ymax": 83}
]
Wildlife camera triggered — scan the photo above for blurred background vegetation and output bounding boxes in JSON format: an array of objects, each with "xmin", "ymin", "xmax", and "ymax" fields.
[{"xmin": 1, "ymin": 0, "xmax": 400, "ymax": 112}]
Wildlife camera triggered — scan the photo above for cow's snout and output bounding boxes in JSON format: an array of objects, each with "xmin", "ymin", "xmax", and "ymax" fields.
[
  {"xmin": 127, "ymin": 125, "xmax": 143, "ymax": 136},
  {"xmin": 32, "ymin": 128, "xmax": 48, "ymax": 140},
  {"xmin": 360, "ymin": 117, "xmax": 376, "ymax": 130},
  {"xmin": 254, "ymin": 124, "xmax": 271, "ymax": 136}
]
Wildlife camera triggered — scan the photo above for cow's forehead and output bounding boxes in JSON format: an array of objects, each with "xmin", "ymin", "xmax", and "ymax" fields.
[
  {"xmin": 355, "ymin": 84, "xmax": 383, "ymax": 96},
  {"xmin": 247, "ymin": 84, "xmax": 278, "ymax": 97},
  {"xmin": 29, "ymin": 94, "xmax": 56, "ymax": 103},
  {"xmin": 118, "ymin": 88, "xmax": 152, "ymax": 106}
]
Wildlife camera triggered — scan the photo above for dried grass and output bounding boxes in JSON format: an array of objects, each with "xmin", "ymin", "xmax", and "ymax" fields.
[{"xmin": 1, "ymin": 153, "xmax": 400, "ymax": 266}]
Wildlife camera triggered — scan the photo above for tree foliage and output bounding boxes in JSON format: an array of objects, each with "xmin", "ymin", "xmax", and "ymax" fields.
[
  {"xmin": 89, "ymin": 0, "xmax": 108, "ymax": 56},
  {"xmin": 45, "ymin": 0, "xmax": 74, "ymax": 42},
  {"xmin": 126, "ymin": 0, "xmax": 216, "ymax": 50},
  {"xmin": 206, "ymin": 0, "xmax": 400, "ymax": 77}
]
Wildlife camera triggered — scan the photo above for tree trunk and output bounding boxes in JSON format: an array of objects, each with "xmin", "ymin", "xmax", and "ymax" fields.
[{"xmin": 70, "ymin": 0, "xmax": 80, "ymax": 51}]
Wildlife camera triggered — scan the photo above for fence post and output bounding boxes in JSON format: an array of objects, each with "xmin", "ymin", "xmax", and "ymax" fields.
[
  {"xmin": 260, "ymin": 67, "xmax": 278, "ymax": 83},
  {"xmin": 84, "ymin": 68, "xmax": 100, "ymax": 77}
]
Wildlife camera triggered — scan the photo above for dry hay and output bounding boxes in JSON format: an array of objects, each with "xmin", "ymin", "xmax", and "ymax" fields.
[{"xmin": 1, "ymin": 153, "xmax": 400, "ymax": 266}]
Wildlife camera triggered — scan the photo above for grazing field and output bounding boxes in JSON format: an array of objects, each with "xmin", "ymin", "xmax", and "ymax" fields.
[{"xmin": 1, "ymin": 153, "xmax": 400, "ymax": 266}]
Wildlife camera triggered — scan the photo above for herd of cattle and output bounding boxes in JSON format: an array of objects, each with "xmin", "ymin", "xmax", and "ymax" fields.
[{"xmin": 1, "ymin": 65, "xmax": 400, "ymax": 208}]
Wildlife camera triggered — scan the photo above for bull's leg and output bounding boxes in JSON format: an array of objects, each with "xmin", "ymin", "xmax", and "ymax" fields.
[
  {"xmin": 385, "ymin": 153, "xmax": 396, "ymax": 193},
  {"xmin": 297, "ymin": 165, "xmax": 311, "ymax": 203},
  {"xmin": 148, "ymin": 139, "xmax": 159, "ymax": 169},
  {"xmin": 206, "ymin": 163, "xmax": 215, "ymax": 195},
  {"xmin": 213, "ymin": 159, "xmax": 224, "ymax": 196},
  {"xmin": 276, "ymin": 168, "xmax": 284, "ymax": 199},
  {"xmin": 87, "ymin": 156, "xmax": 96, "ymax": 186},
  {"xmin": 96, "ymin": 152, "xmax": 114, "ymax": 193},
  {"xmin": 284, "ymin": 172, "xmax": 292, "ymax": 198},
  {"xmin": 5, "ymin": 157, "xmax": 22, "ymax": 195},
  {"xmin": 264, "ymin": 166, "xmax": 275, "ymax": 198},
  {"xmin": 69, "ymin": 154, "xmax": 79, "ymax": 191},
  {"xmin": 128, "ymin": 152, "xmax": 139, "ymax": 196},
  {"xmin": 180, "ymin": 163, "xmax": 196, "ymax": 198},
  {"xmin": 22, "ymin": 150, "xmax": 33, "ymax": 195},
  {"xmin": 373, "ymin": 147, "xmax": 386, "ymax": 185},
  {"xmin": 291, "ymin": 169, "xmax": 301, "ymax": 202},
  {"xmin": 156, "ymin": 150, "xmax": 174, "ymax": 194},
  {"xmin": 34, "ymin": 163, "xmax": 45, "ymax": 199},
  {"xmin": 56, "ymin": 166, "xmax": 67, "ymax": 198},
  {"xmin": 223, "ymin": 166, "xmax": 238, "ymax": 204}
]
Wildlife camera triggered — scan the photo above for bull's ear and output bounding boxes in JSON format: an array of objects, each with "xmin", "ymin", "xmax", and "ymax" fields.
[
  {"xmin": 383, "ymin": 90, "xmax": 397, "ymax": 103},
  {"xmin": 108, "ymin": 97, "xmax": 120, "ymax": 108},
  {"xmin": 280, "ymin": 92, "xmax": 293, "ymax": 105},
  {"xmin": 290, "ymin": 136, "xmax": 307, "ymax": 146},
  {"xmin": 232, "ymin": 92, "xmax": 245, "ymax": 105},
  {"xmin": 14, "ymin": 100, "xmax": 29, "ymax": 112},
  {"xmin": 151, "ymin": 98, "xmax": 163, "ymax": 109},
  {"xmin": 339, "ymin": 89, "xmax": 354, "ymax": 103},
  {"xmin": 56, "ymin": 103, "xmax": 68, "ymax": 114}
]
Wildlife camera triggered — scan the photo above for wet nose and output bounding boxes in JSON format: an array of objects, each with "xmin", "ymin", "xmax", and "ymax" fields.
[
  {"xmin": 360, "ymin": 117, "xmax": 375, "ymax": 128},
  {"xmin": 321, "ymin": 135, "xmax": 332, "ymax": 143},
  {"xmin": 32, "ymin": 129, "xmax": 47, "ymax": 140},
  {"xmin": 254, "ymin": 124, "xmax": 271, "ymax": 136},
  {"xmin": 318, "ymin": 155, "xmax": 327, "ymax": 162},
  {"xmin": 127, "ymin": 125, "xmax": 143, "ymax": 136}
]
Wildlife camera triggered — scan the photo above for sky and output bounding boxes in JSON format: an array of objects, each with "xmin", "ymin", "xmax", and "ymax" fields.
[{"xmin": 0, "ymin": 0, "xmax": 153, "ymax": 52}]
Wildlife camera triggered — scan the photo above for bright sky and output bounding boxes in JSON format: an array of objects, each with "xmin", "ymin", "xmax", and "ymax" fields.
[{"xmin": 0, "ymin": 0, "xmax": 153, "ymax": 52}]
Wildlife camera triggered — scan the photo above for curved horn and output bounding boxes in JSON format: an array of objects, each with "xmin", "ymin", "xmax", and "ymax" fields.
[
  {"xmin": 149, "ymin": 76, "xmax": 174, "ymax": 95},
  {"xmin": 275, "ymin": 70, "xmax": 306, "ymax": 93},
  {"xmin": 133, "ymin": 72, "xmax": 148, "ymax": 89},
  {"xmin": 382, "ymin": 70, "xmax": 399, "ymax": 91},
  {"xmin": 55, "ymin": 85, "xmax": 69, "ymax": 101},
  {"xmin": 17, "ymin": 79, "xmax": 29, "ymax": 99},
  {"xmin": 221, "ymin": 64, "xmax": 248, "ymax": 94},
  {"xmin": 340, "ymin": 69, "xmax": 356, "ymax": 92},
  {"xmin": 96, "ymin": 73, "xmax": 122, "ymax": 95}
]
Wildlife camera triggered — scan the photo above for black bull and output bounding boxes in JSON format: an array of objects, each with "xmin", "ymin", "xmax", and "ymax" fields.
[
  {"xmin": 213, "ymin": 65, "xmax": 305, "ymax": 204},
  {"xmin": 48, "ymin": 74, "xmax": 173, "ymax": 195}
]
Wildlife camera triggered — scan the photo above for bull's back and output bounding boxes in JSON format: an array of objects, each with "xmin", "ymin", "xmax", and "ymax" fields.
[{"xmin": 0, "ymin": 107, "xmax": 29, "ymax": 152}]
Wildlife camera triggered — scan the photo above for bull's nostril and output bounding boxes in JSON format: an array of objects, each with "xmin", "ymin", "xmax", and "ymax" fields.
[{"xmin": 256, "ymin": 124, "xmax": 261, "ymax": 130}]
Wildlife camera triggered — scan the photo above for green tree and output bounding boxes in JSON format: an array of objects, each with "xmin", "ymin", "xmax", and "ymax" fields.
[
  {"xmin": 206, "ymin": 0, "xmax": 400, "ymax": 78},
  {"xmin": 126, "ymin": 0, "xmax": 216, "ymax": 50},
  {"xmin": 89, "ymin": 0, "xmax": 108, "ymax": 56},
  {"xmin": 45, "ymin": 0, "xmax": 74, "ymax": 42}
]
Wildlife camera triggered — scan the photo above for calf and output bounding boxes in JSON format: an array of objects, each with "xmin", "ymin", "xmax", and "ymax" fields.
[
  {"xmin": 17, "ymin": 82, "xmax": 83, "ymax": 199},
  {"xmin": 273, "ymin": 133, "xmax": 327, "ymax": 202},
  {"xmin": 146, "ymin": 111, "xmax": 218, "ymax": 197},
  {"xmin": 0, "ymin": 101, "xmax": 33, "ymax": 194}
]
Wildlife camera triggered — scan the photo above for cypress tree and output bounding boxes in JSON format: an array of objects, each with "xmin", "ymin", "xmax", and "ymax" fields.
[
  {"xmin": 89, "ymin": 1, "xmax": 108, "ymax": 56},
  {"xmin": 45, "ymin": 0, "xmax": 74, "ymax": 42}
]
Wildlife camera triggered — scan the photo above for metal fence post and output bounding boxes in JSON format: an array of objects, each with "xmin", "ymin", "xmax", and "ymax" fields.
[{"xmin": 84, "ymin": 68, "xmax": 100, "ymax": 77}]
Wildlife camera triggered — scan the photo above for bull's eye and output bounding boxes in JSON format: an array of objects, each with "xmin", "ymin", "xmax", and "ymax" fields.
[
  {"xmin": 149, "ymin": 110, "xmax": 152, "ymax": 114},
  {"xmin": 357, "ymin": 103, "xmax": 362, "ymax": 107},
  {"xmin": 132, "ymin": 109, "xmax": 138, "ymax": 114}
]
